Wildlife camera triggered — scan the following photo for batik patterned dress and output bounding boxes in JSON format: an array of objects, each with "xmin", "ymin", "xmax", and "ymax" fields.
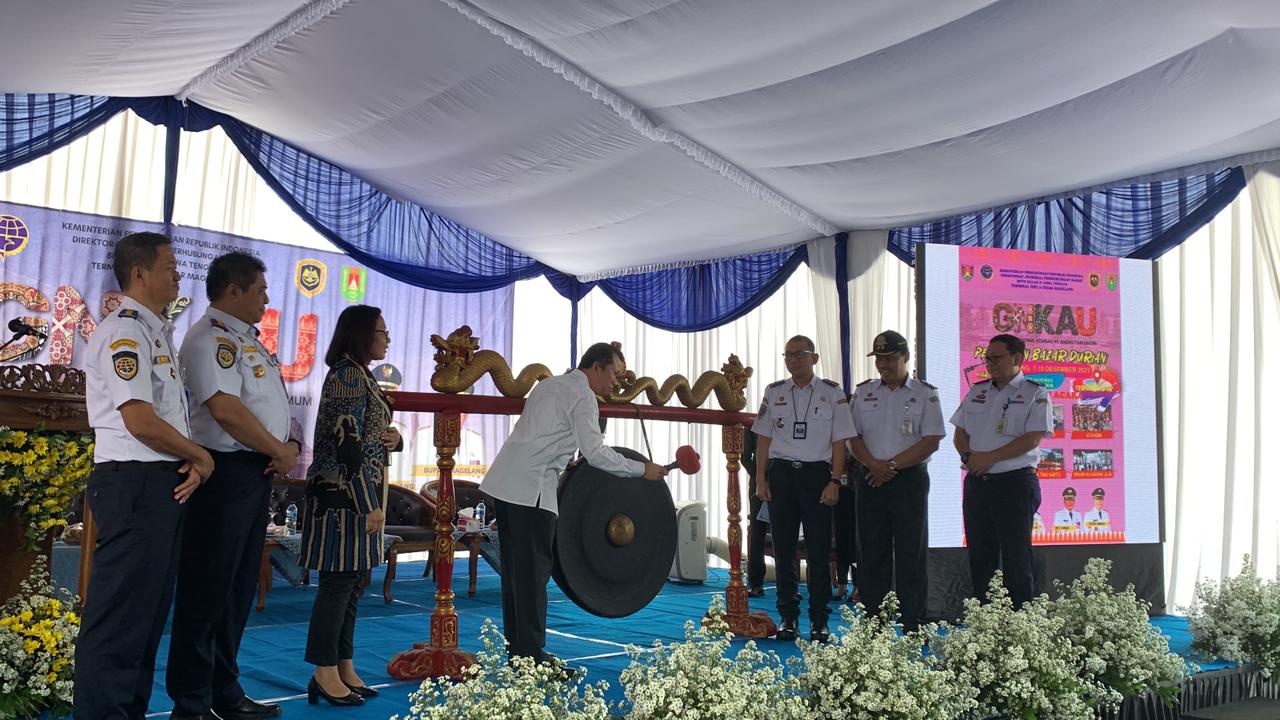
[{"xmin": 299, "ymin": 354, "xmax": 394, "ymax": 572}]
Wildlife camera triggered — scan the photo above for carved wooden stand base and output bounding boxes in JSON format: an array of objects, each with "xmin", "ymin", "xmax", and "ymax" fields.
[{"xmin": 717, "ymin": 583, "xmax": 778, "ymax": 638}]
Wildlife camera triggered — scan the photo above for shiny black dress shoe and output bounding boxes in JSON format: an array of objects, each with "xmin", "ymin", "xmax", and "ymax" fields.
[
  {"xmin": 535, "ymin": 652, "xmax": 579, "ymax": 680},
  {"xmin": 170, "ymin": 712, "xmax": 223, "ymax": 720},
  {"xmin": 810, "ymin": 621, "xmax": 831, "ymax": 643},
  {"xmin": 307, "ymin": 677, "xmax": 364, "ymax": 707},
  {"xmin": 344, "ymin": 682, "xmax": 379, "ymax": 698},
  {"xmin": 775, "ymin": 618, "xmax": 798, "ymax": 641},
  {"xmin": 213, "ymin": 695, "xmax": 281, "ymax": 719},
  {"xmin": 746, "ymin": 585, "xmax": 765, "ymax": 598}
]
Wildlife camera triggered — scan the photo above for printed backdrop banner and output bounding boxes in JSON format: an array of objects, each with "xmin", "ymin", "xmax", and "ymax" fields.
[
  {"xmin": 957, "ymin": 247, "xmax": 1125, "ymax": 545},
  {"xmin": 0, "ymin": 200, "xmax": 514, "ymax": 490}
]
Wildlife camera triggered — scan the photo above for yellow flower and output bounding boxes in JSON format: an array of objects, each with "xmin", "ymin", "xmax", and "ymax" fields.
[{"xmin": 19, "ymin": 610, "xmax": 33, "ymax": 622}]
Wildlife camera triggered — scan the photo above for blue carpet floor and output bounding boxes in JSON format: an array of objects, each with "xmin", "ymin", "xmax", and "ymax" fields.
[{"xmin": 137, "ymin": 561, "xmax": 1226, "ymax": 718}]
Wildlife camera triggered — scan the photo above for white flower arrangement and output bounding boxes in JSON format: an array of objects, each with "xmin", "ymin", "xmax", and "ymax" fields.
[
  {"xmin": 393, "ymin": 618, "xmax": 611, "ymax": 720},
  {"xmin": 1048, "ymin": 558, "xmax": 1191, "ymax": 708},
  {"xmin": 1185, "ymin": 554, "xmax": 1280, "ymax": 678},
  {"xmin": 934, "ymin": 573, "xmax": 1101, "ymax": 720},
  {"xmin": 0, "ymin": 555, "xmax": 79, "ymax": 720},
  {"xmin": 617, "ymin": 595, "xmax": 807, "ymax": 720},
  {"xmin": 792, "ymin": 595, "xmax": 976, "ymax": 720}
]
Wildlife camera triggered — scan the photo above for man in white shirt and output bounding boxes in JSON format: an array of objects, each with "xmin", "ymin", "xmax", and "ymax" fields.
[
  {"xmin": 481, "ymin": 343, "xmax": 666, "ymax": 665},
  {"xmin": 168, "ymin": 252, "xmax": 297, "ymax": 720},
  {"xmin": 74, "ymin": 233, "xmax": 214, "ymax": 720},
  {"xmin": 950, "ymin": 334, "xmax": 1053, "ymax": 608},
  {"xmin": 1051, "ymin": 487, "xmax": 1083, "ymax": 532},
  {"xmin": 1083, "ymin": 487, "xmax": 1111, "ymax": 531}
]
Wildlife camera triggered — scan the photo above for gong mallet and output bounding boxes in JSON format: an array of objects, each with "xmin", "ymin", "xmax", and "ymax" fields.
[{"xmin": 664, "ymin": 445, "xmax": 701, "ymax": 475}]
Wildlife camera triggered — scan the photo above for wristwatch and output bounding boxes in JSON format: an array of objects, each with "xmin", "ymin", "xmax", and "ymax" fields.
[
  {"xmin": 960, "ymin": 451, "xmax": 972, "ymax": 465},
  {"xmin": 832, "ymin": 473, "xmax": 849, "ymax": 487}
]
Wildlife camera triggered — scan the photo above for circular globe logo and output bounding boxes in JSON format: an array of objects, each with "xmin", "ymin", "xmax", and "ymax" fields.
[{"xmin": 0, "ymin": 215, "xmax": 30, "ymax": 257}]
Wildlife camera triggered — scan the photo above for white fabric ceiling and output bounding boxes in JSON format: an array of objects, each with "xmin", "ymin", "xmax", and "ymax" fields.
[{"xmin": 6, "ymin": 0, "xmax": 1280, "ymax": 276}]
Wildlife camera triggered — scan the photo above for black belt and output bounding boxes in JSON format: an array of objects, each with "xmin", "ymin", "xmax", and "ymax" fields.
[
  {"xmin": 94, "ymin": 460, "xmax": 184, "ymax": 472},
  {"xmin": 207, "ymin": 448, "xmax": 269, "ymax": 461},
  {"xmin": 973, "ymin": 467, "xmax": 1036, "ymax": 480},
  {"xmin": 772, "ymin": 459, "xmax": 830, "ymax": 470}
]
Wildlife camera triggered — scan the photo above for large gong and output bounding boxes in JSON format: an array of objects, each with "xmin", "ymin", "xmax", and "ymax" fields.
[{"xmin": 552, "ymin": 447, "xmax": 676, "ymax": 618}]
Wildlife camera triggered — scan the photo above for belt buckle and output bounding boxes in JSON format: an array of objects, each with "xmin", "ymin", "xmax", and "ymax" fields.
[{"xmin": 790, "ymin": 461, "xmax": 803, "ymax": 470}]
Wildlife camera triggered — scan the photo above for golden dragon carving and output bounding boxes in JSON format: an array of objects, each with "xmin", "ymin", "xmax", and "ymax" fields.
[
  {"xmin": 428, "ymin": 326, "xmax": 752, "ymax": 411},
  {"xmin": 430, "ymin": 326, "xmax": 552, "ymax": 396},
  {"xmin": 606, "ymin": 354, "xmax": 752, "ymax": 412}
]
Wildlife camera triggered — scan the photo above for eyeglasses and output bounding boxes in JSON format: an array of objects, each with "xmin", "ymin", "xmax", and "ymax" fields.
[
  {"xmin": 375, "ymin": 329, "xmax": 391, "ymax": 340},
  {"xmin": 984, "ymin": 353, "xmax": 1009, "ymax": 365},
  {"xmin": 782, "ymin": 351, "xmax": 814, "ymax": 359}
]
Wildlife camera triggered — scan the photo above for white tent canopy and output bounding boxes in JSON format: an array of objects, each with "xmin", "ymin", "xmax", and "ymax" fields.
[{"xmin": 6, "ymin": 0, "xmax": 1280, "ymax": 276}]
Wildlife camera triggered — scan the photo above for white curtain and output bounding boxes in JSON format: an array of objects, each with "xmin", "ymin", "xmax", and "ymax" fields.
[
  {"xmin": 562, "ymin": 269, "xmax": 818, "ymax": 556},
  {"xmin": 1160, "ymin": 186, "xmax": 1280, "ymax": 610}
]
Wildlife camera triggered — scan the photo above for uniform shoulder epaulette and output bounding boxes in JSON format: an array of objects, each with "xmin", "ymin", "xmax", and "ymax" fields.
[
  {"xmin": 918, "ymin": 380, "xmax": 937, "ymax": 390},
  {"xmin": 209, "ymin": 317, "xmax": 230, "ymax": 331},
  {"xmin": 855, "ymin": 378, "xmax": 874, "ymax": 387},
  {"xmin": 765, "ymin": 380, "xmax": 785, "ymax": 389},
  {"xmin": 974, "ymin": 378, "xmax": 991, "ymax": 386},
  {"xmin": 821, "ymin": 378, "xmax": 840, "ymax": 388},
  {"xmin": 116, "ymin": 308, "xmax": 140, "ymax": 319}
]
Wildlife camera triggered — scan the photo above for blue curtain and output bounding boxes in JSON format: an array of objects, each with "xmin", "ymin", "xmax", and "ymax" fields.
[
  {"xmin": 0, "ymin": 94, "xmax": 136, "ymax": 173},
  {"xmin": 594, "ymin": 248, "xmax": 807, "ymax": 333},
  {"xmin": 887, "ymin": 168, "xmax": 1245, "ymax": 264}
]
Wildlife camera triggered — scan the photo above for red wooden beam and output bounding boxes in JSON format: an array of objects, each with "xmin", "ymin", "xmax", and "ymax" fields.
[{"xmin": 389, "ymin": 391, "xmax": 756, "ymax": 426}]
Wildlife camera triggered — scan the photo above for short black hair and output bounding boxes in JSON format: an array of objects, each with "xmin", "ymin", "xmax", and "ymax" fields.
[
  {"xmin": 113, "ymin": 232, "xmax": 172, "ymax": 290},
  {"xmin": 989, "ymin": 333, "xmax": 1027, "ymax": 359},
  {"xmin": 577, "ymin": 342, "xmax": 623, "ymax": 370},
  {"xmin": 325, "ymin": 305, "xmax": 383, "ymax": 367},
  {"xmin": 206, "ymin": 252, "xmax": 266, "ymax": 301},
  {"xmin": 786, "ymin": 335, "xmax": 816, "ymax": 352}
]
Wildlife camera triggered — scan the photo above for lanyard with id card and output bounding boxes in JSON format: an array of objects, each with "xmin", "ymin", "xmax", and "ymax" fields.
[
  {"xmin": 900, "ymin": 400, "xmax": 914, "ymax": 436},
  {"xmin": 792, "ymin": 385, "xmax": 813, "ymax": 440},
  {"xmin": 996, "ymin": 398, "xmax": 1011, "ymax": 434}
]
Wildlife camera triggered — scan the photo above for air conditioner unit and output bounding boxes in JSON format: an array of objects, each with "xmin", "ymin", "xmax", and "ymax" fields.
[{"xmin": 669, "ymin": 500, "xmax": 707, "ymax": 583}]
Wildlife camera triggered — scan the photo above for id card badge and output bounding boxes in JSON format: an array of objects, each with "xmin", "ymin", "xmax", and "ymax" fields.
[
  {"xmin": 792, "ymin": 421, "xmax": 808, "ymax": 440},
  {"xmin": 996, "ymin": 416, "xmax": 1007, "ymax": 434},
  {"xmin": 901, "ymin": 418, "xmax": 915, "ymax": 436}
]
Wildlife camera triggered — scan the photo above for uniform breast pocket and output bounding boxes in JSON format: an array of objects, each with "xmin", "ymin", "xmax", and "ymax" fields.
[
  {"xmin": 811, "ymin": 402, "xmax": 834, "ymax": 421},
  {"xmin": 151, "ymin": 363, "xmax": 178, "ymax": 407},
  {"xmin": 1002, "ymin": 403, "xmax": 1033, "ymax": 436},
  {"xmin": 240, "ymin": 354, "xmax": 266, "ymax": 385}
]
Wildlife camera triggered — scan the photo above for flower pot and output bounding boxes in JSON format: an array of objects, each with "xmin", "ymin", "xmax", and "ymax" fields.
[{"xmin": 0, "ymin": 506, "xmax": 55, "ymax": 602}]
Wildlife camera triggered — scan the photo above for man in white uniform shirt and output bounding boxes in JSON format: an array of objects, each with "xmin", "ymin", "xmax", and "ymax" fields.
[
  {"xmin": 847, "ymin": 331, "xmax": 945, "ymax": 631},
  {"xmin": 481, "ymin": 343, "xmax": 666, "ymax": 666},
  {"xmin": 167, "ymin": 253, "xmax": 297, "ymax": 720},
  {"xmin": 753, "ymin": 335, "xmax": 855, "ymax": 642},
  {"xmin": 1051, "ymin": 487, "xmax": 1083, "ymax": 532},
  {"xmin": 74, "ymin": 233, "xmax": 214, "ymax": 720},
  {"xmin": 1083, "ymin": 487, "xmax": 1111, "ymax": 531},
  {"xmin": 950, "ymin": 333, "xmax": 1053, "ymax": 608}
]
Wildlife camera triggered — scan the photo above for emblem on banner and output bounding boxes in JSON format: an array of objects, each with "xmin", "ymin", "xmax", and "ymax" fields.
[
  {"xmin": 295, "ymin": 259, "xmax": 327, "ymax": 297},
  {"xmin": 961, "ymin": 265, "xmax": 974, "ymax": 281},
  {"xmin": 980, "ymin": 264, "xmax": 993, "ymax": 281},
  {"xmin": 341, "ymin": 266, "xmax": 367, "ymax": 302},
  {"xmin": 1088, "ymin": 272, "xmax": 1100, "ymax": 289},
  {"xmin": 0, "ymin": 215, "xmax": 30, "ymax": 257},
  {"xmin": 1106, "ymin": 273, "xmax": 1117, "ymax": 291}
]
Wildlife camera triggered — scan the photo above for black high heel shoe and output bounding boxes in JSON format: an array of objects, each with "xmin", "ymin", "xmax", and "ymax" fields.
[
  {"xmin": 344, "ymin": 682, "xmax": 379, "ymax": 698},
  {"xmin": 307, "ymin": 677, "xmax": 364, "ymax": 706}
]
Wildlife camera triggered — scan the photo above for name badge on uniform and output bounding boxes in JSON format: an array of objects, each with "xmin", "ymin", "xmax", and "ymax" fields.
[
  {"xmin": 996, "ymin": 416, "xmax": 1007, "ymax": 434},
  {"xmin": 901, "ymin": 418, "xmax": 915, "ymax": 435},
  {"xmin": 792, "ymin": 421, "xmax": 807, "ymax": 440}
]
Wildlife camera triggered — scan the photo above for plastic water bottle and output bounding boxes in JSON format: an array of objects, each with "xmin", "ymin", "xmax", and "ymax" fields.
[
  {"xmin": 286, "ymin": 502, "xmax": 298, "ymax": 534},
  {"xmin": 474, "ymin": 501, "xmax": 487, "ymax": 528}
]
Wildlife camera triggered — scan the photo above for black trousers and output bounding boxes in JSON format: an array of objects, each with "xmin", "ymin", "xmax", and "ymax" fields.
[
  {"xmin": 167, "ymin": 450, "xmax": 272, "ymax": 713},
  {"xmin": 768, "ymin": 460, "xmax": 833, "ymax": 624},
  {"xmin": 855, "ymin": 464, "xmax": 930, "ymax": 628},
  {"xmin": 746, "ymin": 483, "xmax": 766, "ymax": 589},
  {"xmin": 494, "ymin": 498, "xmax": 557, "ymax": 659},
  {"xmin": 73, "ymin": 462, "xmax": 187, "ymax": 720},
  {"xmin": 305, "ymin": 571, "xmax": 365, "ymax": 666},
  {"xmin": 963, "ymin": 467, "xmax": 1041, "ymax": 607},
  {"xmin": 832, "ymin": 485, "xmax": 857, "ymax": 587}
]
